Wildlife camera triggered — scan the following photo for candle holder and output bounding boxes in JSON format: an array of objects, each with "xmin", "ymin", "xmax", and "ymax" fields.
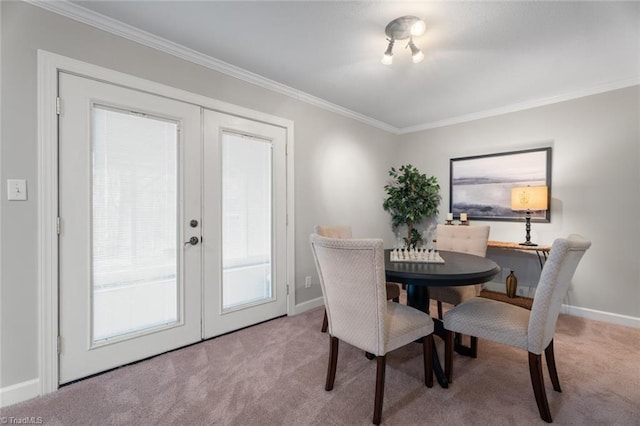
[
  {"xmin": 459, "ymin": 220, "xmax": 469, "ymax": 226},
  {"xmin": 445, "ymin": 220, "xmax": 453, "ymax": 225}
]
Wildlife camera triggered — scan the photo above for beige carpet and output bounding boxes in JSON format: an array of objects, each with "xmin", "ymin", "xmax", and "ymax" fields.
[{"xmin": 2, "ymin": 300, "xmax": 639, "ymax": 425}]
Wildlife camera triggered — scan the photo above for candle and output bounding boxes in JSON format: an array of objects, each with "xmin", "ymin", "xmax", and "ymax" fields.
[
  {"xmin": 460, "ymin": 213, "xmax": 467, "ymax": 221},
  {"xmin": 447, "ymin": 213, "xmax": 453, "ymax": 221}
]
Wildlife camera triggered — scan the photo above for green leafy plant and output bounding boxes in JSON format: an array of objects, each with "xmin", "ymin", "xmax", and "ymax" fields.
[{"xmin": 383, "ymin": 164, "xmax": 441, "ymax": 248}]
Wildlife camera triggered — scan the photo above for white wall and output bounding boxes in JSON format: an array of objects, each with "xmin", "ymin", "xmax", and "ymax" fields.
[
  {"xmin": 397, "ymin": 86, "xmax": 640, "ymax": 317},
  {"xmin": 0, "ymin": 1, "xmax": 396, "ymax": 390}
]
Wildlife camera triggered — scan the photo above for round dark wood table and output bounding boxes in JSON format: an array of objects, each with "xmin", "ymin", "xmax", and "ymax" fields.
[
  {"xmin": 385, "ymin": 249, "xmax": 501, "ymax": 307},
  {"xmin": 384, "ymin": 249, "xmax": 501, "ymax": 388}
]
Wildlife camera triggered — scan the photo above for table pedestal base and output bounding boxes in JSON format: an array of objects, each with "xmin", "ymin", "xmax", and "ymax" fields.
[{"xmin": 406, "ymin": 284, "xmax": 475, "ymax": 388}]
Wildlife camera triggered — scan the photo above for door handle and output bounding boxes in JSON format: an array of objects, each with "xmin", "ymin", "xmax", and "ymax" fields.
[{"xmin": 184, "ymin": 236, "xmax": 199, "ymax": 246}]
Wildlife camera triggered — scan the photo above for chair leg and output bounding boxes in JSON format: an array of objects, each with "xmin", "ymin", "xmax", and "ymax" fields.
[
  {"xmin": 423, "ymin": 334, "xmax": 434, "ymax": 388},
  {"xmin": 444, "ymin": 330, "xmax": 454, "ymax": 383},
  {"xmin": 470, "ymin": 336, "xmax": 478, "ymax": 358},
  {"xmin": 392, "ymin": 296, "xmax": 400, "ymax": 303},
  {"xmin": 528, "ymin": 352, "xmax": 553, "ymax": 423},
  {"xmin": 325, "ymin": 336, "xmax": 339, "ymax": 391},
  {"xmin": 545, "ymin": 340, "xmax": 562, "ymax": 392},
  {"xmin": 437, "ymin": 301, "xmax": 444, "ymax": 319},
  {"xmin": 454, "ymin": 332, "xmax": 477, "ymax": 358},
  {"xmin": 321, "ymin": 309, "xmax": 328, "ymax": 333},
  {"xmin": 454, "ymin": 332, "xmax": 462, "ymax": 347},
  {"xmin": 373, "ymin": 355, "xmax": 386, "ymax": 425}
]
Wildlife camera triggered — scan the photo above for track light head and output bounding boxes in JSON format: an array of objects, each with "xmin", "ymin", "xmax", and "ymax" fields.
[
  {"xmin": 408, "ymin": 39, "xmax": 424, "ymax": 64},
  {"xmin": 411, "ymin": 20, "xmax": 426, "ymax": 37},
  {"xmin": 381, "ymin": 39, "xmax": 394, "ymax": 65}
]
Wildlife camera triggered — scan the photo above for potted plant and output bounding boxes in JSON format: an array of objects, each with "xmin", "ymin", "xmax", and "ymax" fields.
[{"xmin": 383, "ymin": 164, "xmax": 441, "ymax": 248}]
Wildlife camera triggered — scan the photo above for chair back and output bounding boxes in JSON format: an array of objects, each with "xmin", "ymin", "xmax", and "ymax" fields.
[
  {"xmin": 435, "ymin": 224, "xmax": 490, "ymax": 257},
  {"xmin": 310, "ymin": 234, "xmax": 388, "ymax": 354},
  {"xmin": 528, "ymin": 234, "xmax": 591, "ymax": 354},
  {"xmin": 313, "ymin": 225, "xmax": 353, "ymax": 239}
]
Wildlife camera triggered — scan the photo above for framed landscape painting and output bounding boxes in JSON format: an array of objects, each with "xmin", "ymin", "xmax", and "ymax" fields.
[{"xmin": 449, "ymin": 147, "xmax": 551, "ymax": 222}]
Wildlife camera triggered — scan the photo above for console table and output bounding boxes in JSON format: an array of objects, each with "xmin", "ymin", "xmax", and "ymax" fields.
[
  {"xmin": 487, "ymin": 240, "xmax": 551, "ymax": 269},
  {"xmin": 482, "ymin": 240, "xmax": 552, "ymax": 307},
  {"xmin": 479, "ymin": 289, "xmax": 533, "ymax": 310}
]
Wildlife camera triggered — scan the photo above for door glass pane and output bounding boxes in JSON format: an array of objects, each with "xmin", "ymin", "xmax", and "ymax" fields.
[
  {"xmin": 92, "ymin": 105, "xmax": 179, "ymax": 343},
  {"xmin": 222, "ymin": 132, "xmax": 272, "ymax": 310}
]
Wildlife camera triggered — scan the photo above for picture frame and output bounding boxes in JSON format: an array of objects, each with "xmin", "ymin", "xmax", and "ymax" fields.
[{"xmin": 449, "ymin": 147, "xmax": 551, "ymax": 222}]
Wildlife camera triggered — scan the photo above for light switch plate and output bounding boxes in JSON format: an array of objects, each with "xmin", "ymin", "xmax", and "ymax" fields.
[{"xmin": 7, "ymin": 179, "xmax": 27, "ymax": 201}]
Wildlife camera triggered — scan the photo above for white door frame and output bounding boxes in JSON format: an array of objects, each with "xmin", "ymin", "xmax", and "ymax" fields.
[{"xmin": 37, "ymin": 50, "xmax": 295, "ymax": 395}]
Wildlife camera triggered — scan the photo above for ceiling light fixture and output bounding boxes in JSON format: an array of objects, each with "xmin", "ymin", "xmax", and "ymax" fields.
[{"xmin": 381, "ymin": 15, "xmax": 426, "ymax": 65}]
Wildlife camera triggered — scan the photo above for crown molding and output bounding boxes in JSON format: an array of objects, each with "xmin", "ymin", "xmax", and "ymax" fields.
[
  {"xmin": 399, "ymin": 76, "xmax": 640, "ymax": 134},
  {"xmin": 26, "ymin": 0, "xmax": 400, "ymax": 134},
  {"xmin": 26, "ymin": 0, "xmax": 639, "ymax": 137}
]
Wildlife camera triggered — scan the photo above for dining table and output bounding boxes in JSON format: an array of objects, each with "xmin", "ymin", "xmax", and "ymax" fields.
[{"xmin": 384, "ymin": 249, "xmax": 501, "ymax": 388}]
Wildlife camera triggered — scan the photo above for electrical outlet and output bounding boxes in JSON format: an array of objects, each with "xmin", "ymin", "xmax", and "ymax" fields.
[
  {"xmin": 517, "ymin": 286, "xmax": 531, "ymax": 297},
  {"xmin": 304, "ymin": 276, "xmax": 312, "ymax": 288}
]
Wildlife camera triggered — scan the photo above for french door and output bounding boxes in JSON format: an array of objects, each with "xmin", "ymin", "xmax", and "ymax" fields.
[
  {"xmin": 202, "ymin": 111, "xmax": 287, "ymax": 338},
  {"xmin": 58, "ymin": 73, "xmax": 287, "ymax": 384}
]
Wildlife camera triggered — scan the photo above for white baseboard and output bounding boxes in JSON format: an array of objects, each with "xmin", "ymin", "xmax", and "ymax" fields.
[
  {"xmin": 486, "ymin": 282, "xmax": 639, "ymax": 328},
  {"xmin": 0, "ymin": 378, "xmax": 40, "ymax": 408},
  {"xmin": 561, "ymin": 304, "xmax": 639, "ymax": 329},
  {"xmin": 484, "ymin": 281, "xmax": 536, "ymax": 298},
  {"xmin": 292, "ymin": 292, "xmax": 640, "ymax": 329},
  {"xmin": 292, "ymin": 296, "xmax": 325, "ymax": 315}
]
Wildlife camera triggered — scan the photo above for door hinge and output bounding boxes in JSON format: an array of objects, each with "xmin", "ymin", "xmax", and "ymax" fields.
[
  {"xmin": 286, "ymin": 285, "xmax": 289, "ymax": 295},
  {"xmin": 56, "ymin": 217, "xmax": 61, "ymax": 235},
  {"xmin": 56, "ymin": 97, "xmax": 61, "ymax": 115},
  {"xmin": 57, "ymin": 336, "xmax": 62, "ymax": 354},
  {"xmin": 285, "ymin": 143, "xmax": 288, "ymax": 156}
]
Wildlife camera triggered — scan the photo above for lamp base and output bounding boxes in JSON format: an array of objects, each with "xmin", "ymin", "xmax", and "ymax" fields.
[
  {"xmin": 519, "ymin": 241, "xmax": 538, "ymax": 247},
  {"xmin": 519, "ymin": 211, "xmax": 537, "ymax": 246}
]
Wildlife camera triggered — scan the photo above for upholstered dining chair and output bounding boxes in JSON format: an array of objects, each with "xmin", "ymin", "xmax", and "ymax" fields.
[
  {"xmin": 313, "ymin": 225, "xmax": 401, "ymax": 333},
  {"xmin": 443, "ymin": 234, "xmax": 591, "ymax": 423},
  {"xmin": 432, "ymin": 224, "xmax": 490, "ymax": 355},
  {"xmin": 310, "ymin": 234, "xmax": 434, "ymax": 425}
]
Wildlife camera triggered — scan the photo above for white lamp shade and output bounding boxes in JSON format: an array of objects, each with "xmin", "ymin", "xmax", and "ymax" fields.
[{"xmin": 511, "ymin": 186, "xmax": 548, "ymax": 211}]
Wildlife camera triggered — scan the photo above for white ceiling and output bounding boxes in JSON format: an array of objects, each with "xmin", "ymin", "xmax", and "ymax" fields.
[{"xmin": 49, "ymin": 1, "xmax": 640, "ymax": 133}]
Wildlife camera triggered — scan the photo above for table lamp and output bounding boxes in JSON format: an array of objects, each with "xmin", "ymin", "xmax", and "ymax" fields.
[{"xmin": 511, "ymin": 185, "xmax": 548, "ymax": 246}]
